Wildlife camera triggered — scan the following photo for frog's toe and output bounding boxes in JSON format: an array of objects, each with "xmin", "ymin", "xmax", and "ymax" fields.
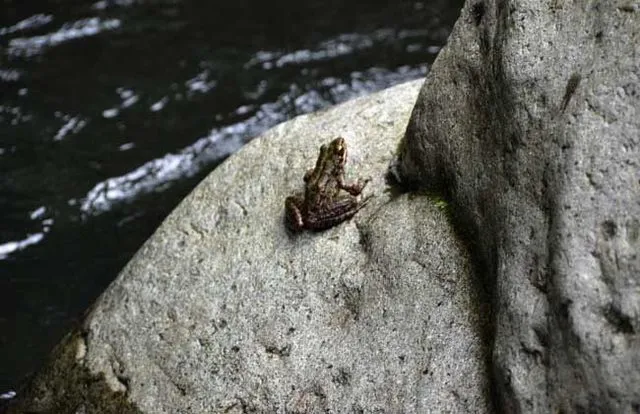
[{"xmin": 285, "ymin": 213, "xmax": 304, "ymax": 231}]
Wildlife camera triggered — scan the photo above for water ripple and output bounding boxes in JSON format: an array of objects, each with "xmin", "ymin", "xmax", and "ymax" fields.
[
  {"xmin": 0, "ymin": 233, "xmax": 45, "ymax": 260},
  {"xmin": 8, "ymin": 18, "xmax": 121, "ymax": 57},
  {"xmin": 80, "ymin": 65, "xmax": 426, "ymax": 216},
  {"xmin": 0, "ymin": 14, "xmax": 54, "ymax": 36},
  {"xmin": 245, "ymin": 29, "xmax": 436, "ymax": 70}
]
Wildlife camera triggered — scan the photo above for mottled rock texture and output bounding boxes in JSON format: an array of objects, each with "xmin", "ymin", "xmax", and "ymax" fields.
[
  {"xmin": 8, "ymin": 80, "xmax": 492, "ymax": 413},
  {"xmin": 394, "ymin": 0, "xmax": 639, "ymax": 412}
]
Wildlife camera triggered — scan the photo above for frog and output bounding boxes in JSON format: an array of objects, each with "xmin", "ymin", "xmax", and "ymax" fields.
[{"xmin": 285, "ymin": 137, "xmax": 371, "ymax": 232}]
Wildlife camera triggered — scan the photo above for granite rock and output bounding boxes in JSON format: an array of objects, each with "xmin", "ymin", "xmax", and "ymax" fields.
[
  {"xmin": 9, "ymin": 80, "xmax": 492, "ymax": 413},
  {"xmin": 394, "ymin": 1, "xmax": 640, "ymax": 412}
]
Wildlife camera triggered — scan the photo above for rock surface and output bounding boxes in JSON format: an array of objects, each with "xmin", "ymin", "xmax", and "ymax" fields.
[
  {"xmin": 394, "ymin": 0, "xmax": 639, "ymax": 412},
  {"xmin": 8, "ymin": 80, "xmax": 492, "ymax": 413}
]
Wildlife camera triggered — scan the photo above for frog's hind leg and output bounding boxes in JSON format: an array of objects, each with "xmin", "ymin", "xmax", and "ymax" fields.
[{"xmin": 307, "ymin": 196, "xmax": 368, "ymax": 231}]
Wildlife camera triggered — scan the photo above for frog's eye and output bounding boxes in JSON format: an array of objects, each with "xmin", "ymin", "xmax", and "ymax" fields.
[{"xmin": 335, "ymin": 144, "xmax": 345, "ymax": 155}]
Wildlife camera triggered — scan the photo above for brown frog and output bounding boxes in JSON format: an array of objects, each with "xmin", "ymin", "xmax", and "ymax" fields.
[{"xmin": 285, "ymin": 137, "xmax": 371, "ymax": 231}]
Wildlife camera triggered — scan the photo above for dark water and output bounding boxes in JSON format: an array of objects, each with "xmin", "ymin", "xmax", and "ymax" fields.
[{"xmin": 0, "ymin": 0, "xmax": 462, "ymax": 392}]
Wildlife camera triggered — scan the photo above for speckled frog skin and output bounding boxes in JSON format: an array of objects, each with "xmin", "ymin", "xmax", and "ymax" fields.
[{"xmin": 285, "ymin": 137, "xmax": 370, "ymax": 231}]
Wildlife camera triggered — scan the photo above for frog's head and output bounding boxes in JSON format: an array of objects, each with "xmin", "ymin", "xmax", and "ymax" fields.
[{"xmin": 329, "ymin": 137, "xmax": 347, "ymax": 166}]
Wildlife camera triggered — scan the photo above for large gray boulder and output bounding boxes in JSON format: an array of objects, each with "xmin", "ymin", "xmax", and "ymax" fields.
[
  {"xmin": 394, "ymin": 0, "xmax": 639, "ymax": 412},
  {"xmin": 8, "ymin": 79, "xmax": 492, "ymax": 413}
]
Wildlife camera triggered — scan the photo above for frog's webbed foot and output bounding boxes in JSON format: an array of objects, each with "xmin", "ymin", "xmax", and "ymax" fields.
[
  {"xmin": 338, "ymin": 176, "xmax": 371, "ymax": 196},
  {"xmin": 284, "ymin": 195, "xmax": 305, "ymax": 231}
]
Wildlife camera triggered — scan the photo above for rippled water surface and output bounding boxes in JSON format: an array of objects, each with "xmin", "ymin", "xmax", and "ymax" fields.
[{"xmin": 0, "ymin": 0, "xmax": 462, "ymax": 391}]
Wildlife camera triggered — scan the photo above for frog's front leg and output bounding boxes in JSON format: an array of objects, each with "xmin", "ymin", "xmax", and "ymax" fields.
[
  {"xmin": 303, "ymin": 168, "xmax": 314, "ymax": 183},
  {"xmin": 284, "ymin": 195, "xmax": 306, "ymax": 231},
  {"xmin": 336, "ymin": 175, "xmax": 370, "ymax": 196}
]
